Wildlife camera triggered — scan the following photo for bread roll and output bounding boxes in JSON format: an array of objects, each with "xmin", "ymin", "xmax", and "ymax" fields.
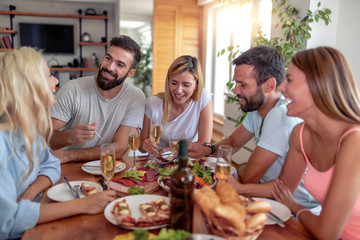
[
  {"xmin": 194, "ymin": 186, "xmax": 220, "ymax": 218},
  {"xmin": 215, "ymin": 180, "xmax": 241, "ymax": 205},
  {"xmin": 213, "ymin": 204, "xmax": 246, "ymax": 231},
  {"xmin": 247, "ymin": 200, "xmax": 272, "ymax": 214},
  {"xmin": 246, "ymin": 212, "xmax": 267, "ymax": 231}
]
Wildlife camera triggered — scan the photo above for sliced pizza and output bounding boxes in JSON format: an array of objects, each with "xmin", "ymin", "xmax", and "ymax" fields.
[
  {"xmin": 137, "ymin": 198, "xmax": 170, "ymax": 226},
  {"xmin": 80, "ymin": 182, "xmax": 98, "ymax": 196},
  {"xmin": 153, "ymin": 198, "xmax": 170, "ymax": 216},
  {"xmin": 112, "ymin": 199, "xmax": 136, "ymax": 227}
]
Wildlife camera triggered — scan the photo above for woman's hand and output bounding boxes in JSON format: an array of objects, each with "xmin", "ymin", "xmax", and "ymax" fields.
[
  {"xmin": 81, "ymin": 190, "xmax": 117, "ymax": 214},
  {"xmin": 272, "ymin": 179, "xmax": 297, "ymax": 211},
  {"xmin": 140, "ymin": 138, "xmax": 159, "ymax": 155}
]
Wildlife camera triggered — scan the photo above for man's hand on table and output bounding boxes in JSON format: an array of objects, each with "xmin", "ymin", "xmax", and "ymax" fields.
[{"xmin": 188, "ymin": 142, "xmax": 211, "ymax": 158}]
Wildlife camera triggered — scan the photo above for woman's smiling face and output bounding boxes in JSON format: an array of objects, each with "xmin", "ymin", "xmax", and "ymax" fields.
[
  {"xmin": 278, "ymin": 62, "xmax": 315, "ymax": 118},
  {"xmin": 169, "ymin": 71, "xmax": 198, "ymax": 106}
]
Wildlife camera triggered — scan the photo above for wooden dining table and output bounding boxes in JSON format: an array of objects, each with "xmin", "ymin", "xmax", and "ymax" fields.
[{"xmin": 22, "ymin": 156, "xmax": 313, "ymax": 240}]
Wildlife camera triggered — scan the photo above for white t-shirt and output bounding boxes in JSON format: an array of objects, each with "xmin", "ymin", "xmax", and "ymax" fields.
[
  {"xmin": 51, "ymin": 76, "xmax": 146, "ymax": 150},
  {"xmin": 145, "ymin": 88, "xmax": 212, "ymax": 149}
]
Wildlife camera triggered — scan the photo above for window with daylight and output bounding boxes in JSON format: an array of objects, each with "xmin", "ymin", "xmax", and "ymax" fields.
[{"xmin": 204, "ymin": 0, "xmax": 272, "ymax": 116}]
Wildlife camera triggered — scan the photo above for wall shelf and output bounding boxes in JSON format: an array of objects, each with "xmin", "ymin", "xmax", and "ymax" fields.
[
  {"xmin": 50, "ymin": 67, "xmax": 98, "ymax": 72},
  {"xmin": 78, "ymin": 41, "xmax": 108, "ymax": 46},
  {"xmin": 0, "ymin": 6, "xmax": 108, "ymax": 76},
  {"xmin": 0, "ymin": 29, "xmax": 17, "ymax": 34},
  {"xmin": 0, "ymin": 10, "xmax": 108, "ymax": 20}
]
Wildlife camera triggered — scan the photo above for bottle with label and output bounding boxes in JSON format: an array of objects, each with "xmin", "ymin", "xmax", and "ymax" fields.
[{"xmin": 170, "ymin": 140, "xmax": 194, "ymax": 231}]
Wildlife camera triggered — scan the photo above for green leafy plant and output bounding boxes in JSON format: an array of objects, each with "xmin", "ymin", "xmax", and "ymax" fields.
[
  {"xmin": 132, "ymin": 38, "xmax": 152, "ymax": 96},
  {"xmin": 218, "ymin": 0, "xmax": 332, "ymax": 126}
]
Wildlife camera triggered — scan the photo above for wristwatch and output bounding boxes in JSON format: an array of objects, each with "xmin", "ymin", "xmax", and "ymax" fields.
[{"xmin": 202, "ymin": 142, "xmax": 215, "ymax": 157}]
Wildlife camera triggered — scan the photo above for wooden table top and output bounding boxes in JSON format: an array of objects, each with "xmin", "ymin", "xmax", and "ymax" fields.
[{"xmin": 22, "ymin": 156, "xmax": 313, "ymax": 240}]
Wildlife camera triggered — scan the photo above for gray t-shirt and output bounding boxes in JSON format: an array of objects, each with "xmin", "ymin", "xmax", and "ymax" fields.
[{"xmin": 50, "ymin": 76, "xmax": 146, "ymax": 150}]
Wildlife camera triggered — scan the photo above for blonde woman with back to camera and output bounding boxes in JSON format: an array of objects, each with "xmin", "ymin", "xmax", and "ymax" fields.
[
  {"xmin": 229, "ymin": 46, "xmax": 360, "ymax": 239},
  {"xmin": 0, "ymin": 47, "xmax": 116, "ymax": 239}
]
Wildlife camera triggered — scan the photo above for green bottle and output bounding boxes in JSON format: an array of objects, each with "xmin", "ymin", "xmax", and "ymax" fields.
[{"xmin": 169, "ymin": 140, "xmax": 194, "ymax": 231}]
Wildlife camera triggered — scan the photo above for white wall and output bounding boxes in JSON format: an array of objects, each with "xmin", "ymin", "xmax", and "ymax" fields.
[
  {"xmin": 0, "ymin": 0, "xmax": 116, "ymax": 70},
  {"xmin": 285, "ymin": 0, "xmax": 360, "ymax": 89},
  {"xmin": 335, "ymin": 0, "xmax": 360, "ymax": 87}
]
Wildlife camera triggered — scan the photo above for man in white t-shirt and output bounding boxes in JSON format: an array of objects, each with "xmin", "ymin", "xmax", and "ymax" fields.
[
  {"xmin": 50, "ymin": 35, "xmax": 146, "ymax": 163},
  {"xmin": 188, "ymin": 46, "xmax": 319, "ymax": 210}
]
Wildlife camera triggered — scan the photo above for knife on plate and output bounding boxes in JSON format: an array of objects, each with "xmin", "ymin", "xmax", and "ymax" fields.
[
  {"xmin": 63, "ymin": 177, "xmax": 80, "ymax": 199},
  {"xmin": 248, "ymin": 197, "xmax": 285, "ymax": 228}
]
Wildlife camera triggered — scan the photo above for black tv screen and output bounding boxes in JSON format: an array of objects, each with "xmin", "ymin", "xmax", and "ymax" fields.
[{"xmin": 19, "ymin": 23, "xmax": 74, "ymax": 54}]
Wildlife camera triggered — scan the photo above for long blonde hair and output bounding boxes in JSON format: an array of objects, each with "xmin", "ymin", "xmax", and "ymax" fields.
[
  {"xmin": 158, "ymin": 55, "xmax": 204, "ymax": 126},
  {"xmin": 0, "ymin": 47, "xmax": 53, "ymax": 181},
  {"xmin": 292, "ymin": 47, "xmax": 360, "ymax": 123}
]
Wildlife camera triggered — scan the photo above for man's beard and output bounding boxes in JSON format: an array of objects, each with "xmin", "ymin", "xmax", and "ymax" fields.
[
  {"xmin": 237, "ymin": 86, "xmax": 265, "ymax": 112},
  {"xmin": 96, "ymin": 67, "xmax": 130, "ymax": 90}
]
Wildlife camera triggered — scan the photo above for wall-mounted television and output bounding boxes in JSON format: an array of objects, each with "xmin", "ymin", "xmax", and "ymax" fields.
[{"xmin": 19, "ymin": 22, "xmax": 74, "ymax": 54}]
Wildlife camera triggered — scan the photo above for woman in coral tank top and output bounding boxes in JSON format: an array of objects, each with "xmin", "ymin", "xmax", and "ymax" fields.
[{"xmin": 272, "ymin": 47, "xmax": 360, "ymax": 239}]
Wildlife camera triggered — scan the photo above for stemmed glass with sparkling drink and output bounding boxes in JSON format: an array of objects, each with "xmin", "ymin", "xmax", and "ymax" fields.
[
  {"xmin": 215, "ymin": 145, "xmax": 233, "ymax": 181},
  {"xmin": 169, "ymin": 131, "xmax": 179, "ymax": 159},
  {"xmin": 149, "ymin": 119, "xmax": 161, "ymax": 162},
  {"xmin": 128, "ymin": 126, "xmax": 140, "ymax": 170},
  {"xmin": 100, "ymin": 143, "xmax": 116, "ymax": 190}
]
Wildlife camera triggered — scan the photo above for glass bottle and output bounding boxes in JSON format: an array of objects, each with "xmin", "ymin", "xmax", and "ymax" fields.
[{"xmin": 170, "ymin": 140, "xmax": 194, "ymax": 231}]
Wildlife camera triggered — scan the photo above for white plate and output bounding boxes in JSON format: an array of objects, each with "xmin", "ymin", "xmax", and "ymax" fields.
[
  {"xmin": 82, "ymin": 160, "xmax": 126, "ymax": 175},
  {"xmin": 104, "ymin": 194, "xmax": 170, "ymax": 230},
  {"xmin": 253, "ymin": 197, "xmax": 291, "ymax": 225},
  {"xmin": 47, "ymin": 181, "xmax": 102, "ymax": 202},
  {"xmin": 204, "ymin": 157, "xmax": 237, "ymax": 175},
  {"xmin": 191, "ymin": 234, "xmax": 226, "ymax": 240}
]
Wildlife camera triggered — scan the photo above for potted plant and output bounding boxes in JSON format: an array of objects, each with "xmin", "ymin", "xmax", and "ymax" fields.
[
  {"xmin": 132, "ymin": 38, "xmax": 153, "ymax": 97},
  {"xmin": 219, "ymin": 0, "xmax": 332, "ymax": 126}
]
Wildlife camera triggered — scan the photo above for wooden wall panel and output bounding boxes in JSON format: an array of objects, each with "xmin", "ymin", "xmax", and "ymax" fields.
[{"xmin": 152, "ymin": 0, "xmax": 203, "ymax": 95}]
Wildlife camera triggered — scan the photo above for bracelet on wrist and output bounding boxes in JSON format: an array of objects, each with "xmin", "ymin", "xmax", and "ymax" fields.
[{"xmin": 295, "ymin": 208, "xmax": 310, "ymax": 219}]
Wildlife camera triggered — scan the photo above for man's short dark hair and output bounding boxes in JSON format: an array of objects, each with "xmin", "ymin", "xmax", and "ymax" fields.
[
  {"xmin": 232, "ymin": 46, "xmax": 285, "ymax": 87},
  {"xmin": 109, "ymin": 35, "xmax": 141, "ymax": 69}
]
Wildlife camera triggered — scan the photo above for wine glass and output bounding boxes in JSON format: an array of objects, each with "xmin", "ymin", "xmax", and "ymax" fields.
[
  {"xmin": 215, "ymin": 145, "xmax": 233, "ymax": 181},
  {"xmin": 100, "ymin": 143, "xmax": 116, "ymax": 190},
  {"xmin": 128, "ymin": 126, "xmax": 140, "ymax": 171},
  {"xmin": 149, "ymin": 120, "xmax": 161, "ymax": 162},
  {"xmin": 169, "ymin": 132, "xmax": 179, "ymax": 159}
]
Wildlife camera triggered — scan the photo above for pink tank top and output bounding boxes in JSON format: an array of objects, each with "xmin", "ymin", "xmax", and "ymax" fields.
[{"xmin": 300, "ymin": 123, "xmax": 360, "ymax": 239}]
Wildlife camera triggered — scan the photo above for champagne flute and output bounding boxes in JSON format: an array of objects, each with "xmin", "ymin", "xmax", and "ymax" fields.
[
  {"xmin": 128, "ymin": 126, "xmax": 140, "ymax": 171},
  {"xmin": 169, "ymin": 132, "xmax": 179, "ymax": 159},
  {"xmin": 100, "ymin": 143, "xmax": 116, "ymax": 190},
  {"xmin": 215, "ymin": 145, "xmax": 233, "ymax": 181},
  {"xmin": 149, "ymin": 120, "xmax": 161, "ymax": 162}
]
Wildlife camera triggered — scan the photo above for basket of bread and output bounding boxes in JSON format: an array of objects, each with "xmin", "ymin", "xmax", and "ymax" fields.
[{"xmin": 194, "ymin": 180, "xmax": 272, "ymax": 240}]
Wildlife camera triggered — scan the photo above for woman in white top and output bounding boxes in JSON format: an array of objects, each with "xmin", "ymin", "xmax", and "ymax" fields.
[{"xmin": 140, "ymin": 55, "xmax": 213, "ymax": 155}]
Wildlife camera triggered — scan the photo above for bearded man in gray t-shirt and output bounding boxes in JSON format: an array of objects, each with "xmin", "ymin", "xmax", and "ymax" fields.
[{"xmin": 50, "ymin": 35, "xmax": 146, "ymax": 163}]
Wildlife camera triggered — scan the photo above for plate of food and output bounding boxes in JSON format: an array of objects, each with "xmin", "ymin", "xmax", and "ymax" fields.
[
  {"xmin": 47, "ymin": 181, "xmax": 102, "ymax": 202},
  {"xmin": 157, "ymin": 176, "xmax": 216, "ymax": 192},
  {"xmin": 157, "ymin": 162, "xmax": 216, "ymax": 192},
  {"xmin": 109, "ymin": 167, "xmax": 159, "ymax": 196},
  {"xmin": 252, "ymin": 197, "xmax": 291, "ymax": 225},
  {"xmin": 82, "ymin": 160, "xmax": 126, "ymax": 175},
  {"xmin": 104, "ymin": 194, "xmax": 170, "ymax": 230}
]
